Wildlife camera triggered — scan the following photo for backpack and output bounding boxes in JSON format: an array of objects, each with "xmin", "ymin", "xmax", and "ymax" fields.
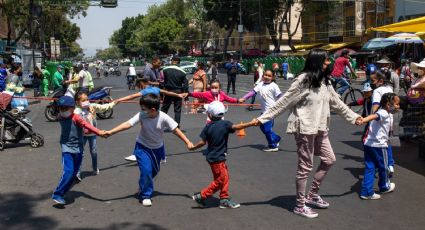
[{"xmin": 230, "ymin": 64, "xmax": 238, "ymax": 74}]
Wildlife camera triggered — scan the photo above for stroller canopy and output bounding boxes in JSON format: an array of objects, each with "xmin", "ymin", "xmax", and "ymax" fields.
[{"xmin": 0, "ymin": 91, "xmax": 14, "ymax": 110}]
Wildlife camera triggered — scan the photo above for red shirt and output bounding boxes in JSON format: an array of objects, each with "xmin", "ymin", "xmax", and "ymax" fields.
[{"xmin": 331, "ymin": 57, "xmax": 350, "ymax": 78}]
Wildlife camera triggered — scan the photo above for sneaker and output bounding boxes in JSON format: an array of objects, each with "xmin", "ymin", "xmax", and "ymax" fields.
[
  {"xmin": 380, "ymin": 183, "xmax": 396, "ymax": 194},
  {"xmin": 293, "ymin": 205, "xmax": 318, "ymax": 218},
  {"xmin": 263, "ymin": 147, "xmax": 278, "ymax": 152},
  {"xmin": 305, "ymin": 194, "xmax": 329, "ymax": 209},
  {"xmin": 160, "ymin": 157, "xmax": 167, "ymax": 164},
  {"xmin": 94, "ymin": 169, "xmax": 100, "ymax": 175},
  {"xmin": 389, "ymin": 166, "xmax": 394, "ymax": 178},
  {"xmin": 74, "ymin": 173, "xmax": 82, "ymax": 183},
  {"xmin": 140, "ymin": 199, "xmax": 152, "ymax": 207},
  {"xmin": 52, "ymin": 196, "xmax": 66, "ymax": 205},
  {"xmin": 125, "ymin": 155, "xmax": 137, "ymax": 162},
  {"xmin": 192, "ymin": 193, "xmax": 206, "ymax": 208},
  {"xmin": 360, "ymin": 193, "xmax": 381, "ymax": 200},
  {"xmin": 219, "ymin": 199, "xmax": 240, "ymax": 209}
]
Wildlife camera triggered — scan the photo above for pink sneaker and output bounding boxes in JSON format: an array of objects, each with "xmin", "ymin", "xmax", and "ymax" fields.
[
  {"xmin": 305, "ymin": 194, "xmax": 330, "ymax": 209},
  {"xmin": 293, "ymin": 205, "xmax": 319, "ymax": 218}
]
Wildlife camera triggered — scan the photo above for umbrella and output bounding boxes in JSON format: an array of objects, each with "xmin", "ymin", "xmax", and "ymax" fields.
[
  {"xmin": 361, "ymin": 38, "xmax": 396, "ymax": 51},
  {"xmin": 334, "ymin": 48, "xmax": 357, "ymax": 57},
  {"xmin": 384, "ymin": 33, "xmax": 424, "ymax": 44}
]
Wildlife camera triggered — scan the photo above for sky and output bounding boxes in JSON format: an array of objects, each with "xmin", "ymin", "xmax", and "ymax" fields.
[{"xmin": 71, "ymin": 0, "xmax": 167, "ymax": 57}]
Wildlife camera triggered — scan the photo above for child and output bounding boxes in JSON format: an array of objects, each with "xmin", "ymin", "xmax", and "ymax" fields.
[
  {"xmin": 190, "ymin": 101, "xmax": 252, "ymax": 209},
  {"xmin": 105, "ymin": 93, "xmax": 193, "ymax": 207},
  {"xmin": 360, "ymin": 93, "xmax": 399, "ymax": 200},
  {"xmin": 347, "ymin": 83, "xmax": 373, "ymax": 140},
  {"xmin": 116, "ymin": 77, "xmax": 184, "ymax": 162},
  {"xmin": 74, "ymin": 91, "xmax": 117, "ymax": 178},
  {"xmin": 52, "ymin": 96, "xmax": 105, "ymax": 205},
  {"xmin": 241, "ymin": 70, "xmax": 282, "ymax": 152}
]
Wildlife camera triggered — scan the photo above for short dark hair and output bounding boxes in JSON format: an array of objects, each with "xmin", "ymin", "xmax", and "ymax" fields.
[
  {"xmin": 75, "ymin": 91, "xmax": 88, "ymax": 102},
  {"xmin": 136, "ymin": 77, "xmax": 149, "ymax": 86},
  {"xmin": 375, "ymin": 70, "xmax": 390, "ymax": 84},
  {"xmin": 210, "ymin": 79, "xmax": 221, "ymax": 87},
  {"xmin": 140, "ymin": 93, "xmax": 160, "ymax": 110},
  {"xmin": 380, "ymin": 92, "xmax": 397, "ymax": 108},
  {"xmin": 152, "ymin": 56, "xmax": 160, "ymax": 62},
  {"xmin": 341, "ymin": 49, "xmax": 349, "ymax": 56}
]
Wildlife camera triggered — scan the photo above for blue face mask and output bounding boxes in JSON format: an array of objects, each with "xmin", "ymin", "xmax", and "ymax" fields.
[{"xmin": 139, "ymin": 110, "xmax": 149, "ymax": 119}]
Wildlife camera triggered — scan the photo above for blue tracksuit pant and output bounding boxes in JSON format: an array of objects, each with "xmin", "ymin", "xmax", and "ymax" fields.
[
  {"xmin": 259, "ymin": 119, "xmax": 281, "ymax": 148},
  {"xmin": 52, "ymin": 152, "xmax": 83, "ymax": 199},
  {"xmin": 360, "ymin": 146, "xmax": 391, "ymax": 196},
  {"xmin": 387, "ymin": 145, "xmax": 394, "ymax": 167},
  {"xmin": 134, "ymin": 142, "xmax": 165, "ymax": 200}
]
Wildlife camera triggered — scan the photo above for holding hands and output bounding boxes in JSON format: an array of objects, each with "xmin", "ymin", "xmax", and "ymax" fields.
[{"xmin": 355, "ymin": 117, "xmax": 364, "ymax": 126}]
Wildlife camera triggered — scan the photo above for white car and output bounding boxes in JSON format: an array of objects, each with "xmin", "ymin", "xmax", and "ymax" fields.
[{"xmin": 179, "ymin": 61, "xmax": 197, "ymax": 74}]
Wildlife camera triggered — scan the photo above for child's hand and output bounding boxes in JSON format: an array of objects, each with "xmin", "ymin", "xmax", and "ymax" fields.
[
  {"xmin": 187, "ymin": 142, "xmax": 194, "ymax": 150},
  {"xmin": 89, "ymin": 106, "xmax": 96, "ymax": 115},
  {"xmin": 238, "ymin": 98, "xmax": 245, "ymax": 103},
  {"xmin": 250, "ymin": 118, "xmax": 261, "ymax": 126},
  {"xmin": 179, "ymin": 93, "xmax": 188, "ymax": 99},
  {"xmin": 355, "ymin": 117, "xmax": 363, "ymax": 126}
]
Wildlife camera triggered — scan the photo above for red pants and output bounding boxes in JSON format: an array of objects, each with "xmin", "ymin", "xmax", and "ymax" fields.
[{"xmin": 201, "ymin": 161, "xmax": 229, "ymax": 199}]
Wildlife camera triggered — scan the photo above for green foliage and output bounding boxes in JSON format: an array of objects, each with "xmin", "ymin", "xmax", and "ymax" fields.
[{"xmin": 95, "ymin": 46, "xmax": 122, "ymax": 61}]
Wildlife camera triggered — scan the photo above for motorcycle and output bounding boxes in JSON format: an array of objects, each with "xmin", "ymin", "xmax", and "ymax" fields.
[
  {"xmin": 0, "ymin": 92, "xmax": 44, "ymax": 150},
  {"xmin": 44, "ymin": 86, "xmax": 114, "ymax": 122},
  {"xmin": 103, "ymin": 66, "xmax": 121, "ymax": 77},
  {"xmin": 127, "ymin": 75, "xmax": 136, "ymax": 90}
]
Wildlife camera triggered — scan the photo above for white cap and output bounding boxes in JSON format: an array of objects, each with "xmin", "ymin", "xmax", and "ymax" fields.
[
  {"xmin": 411, "ymin": 59, "xmax": 425, "ymax": 73},
  {"xmin": 130, "ymin": 63, "xmax": 134, "ymax": 67},
  {"xmin": 362, "ymin": 82, "xmax": 373, "ymax": 92},
  {"xmin": 206, "ymin": 101, "xmax": 226, "ymax": 118}
]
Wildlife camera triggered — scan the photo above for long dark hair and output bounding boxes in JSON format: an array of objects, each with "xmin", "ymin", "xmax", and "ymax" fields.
[{"xmin": 301, "ymin": 49, "xmax": 331, "ymax": 88}]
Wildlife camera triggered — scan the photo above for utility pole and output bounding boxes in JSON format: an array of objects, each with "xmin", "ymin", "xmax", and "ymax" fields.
[
  {"xmin": 30, "ymin": 0, "xmax": 36, "ymax": 70},
  {"xmin": 239, "ymin": 0, "xmax": 243, "ymax": 61},
  {"xmin": 258, "ymin": 0, "xmax": 261, "ymax": 50}
]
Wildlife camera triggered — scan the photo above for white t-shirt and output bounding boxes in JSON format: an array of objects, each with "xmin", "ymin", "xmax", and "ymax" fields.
[
  {"xmin": 128, "ymin": 66, "xmax": 136, "ymax": 76},
  {"xmin": 372, "ymin": 85, "xmax": 393, "ymax": 106},
  {"xmin": 364, "ymin": 109, "xmax": 393, "ymax": 148},
  {"xmin": 78, "ymin": 70, "xmax": 89, "ymax": 88},
  {"xmin": 254, "ymin": 81, "xmax": 282, "ymax": 112},
  {"xmin": 128, "ymin": 111, "xmax": 178, "ymax": 149}
]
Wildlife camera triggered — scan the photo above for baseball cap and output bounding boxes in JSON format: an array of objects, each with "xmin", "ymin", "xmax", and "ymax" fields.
[
  {"xmin": 206, "ymin": 101, "xmax": 226, "ymax": 118},
  {"xmin": 57, "ymin": 65, "xmax": 63, "ymax": 69},
  {"xmin": 57, "ymin": 96, "xmax": 75, "ymax": 107},
  {"xmin": 366, "ymin": 64, "xmax": 377, "ymax": 75},
  {"xmin": 362, "ymin": 83, "xmax": 373, "ymax": 92}
]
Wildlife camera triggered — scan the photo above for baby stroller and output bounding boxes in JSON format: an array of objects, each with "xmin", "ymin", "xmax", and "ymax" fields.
[{"xmin": 0, "ymin": 91, "xmax": 44, "ymax": 150}]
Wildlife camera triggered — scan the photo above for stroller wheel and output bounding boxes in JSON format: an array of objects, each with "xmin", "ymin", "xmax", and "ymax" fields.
[
  {"xmin": 30, "ymin": 134, "xmax": 44, "ymax": 148},
  {"xmin": 0, "ymin": 141, "xmax": 4, "ymax": 151}
]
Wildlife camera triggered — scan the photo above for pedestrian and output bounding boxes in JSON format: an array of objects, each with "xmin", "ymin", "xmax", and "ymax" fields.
[
  {"xmin": 52, "ymin": 96, "xmax": 106, "ymax": 205},
  {"xmin": 246, "ymin": 49, "xmax": 362, "ymax": 218},
  {"xmin": 242, "ymin": 70, "xmax": 283, "ymax": 152},
  {"xmin": 32, "ymin": 67, "xmax": 43, "ymax": 97},
  {"xmin": 189, "ymin": 101, "xmax": 253, "ymax": 209},
  {"xmin": 115, "ymin": 77, "xmax": 185, "ymax": 162},
  {"xmin": 74, "ymin": 91, "xmax": 117, "ymax": 179},
  {"xmin": 360, "ymin": 93, "xmax": 399, "ymax": 200},
  {"xmin": 84, "ymin": 64, "xmax": 94, "ymax": 92},
  {"xmin": 206, "ymin": 60, "xmax": 218, "ymax": 84},
  {"xmin": 105, "ymin": 93, "xmax": 193, "ymax": 207},
  {"xmin": 330, "ymin": 49, "xmax": 357, "ymax": 95},
  {"xmin": 189, "ymin": 62, "xmax": 207, "ymax": 113},
  {"xmin": 52, "ymin": 65, "xmax": 64, "ymax": 91},
  {"xmin": 376, "ymin": 57, "xmax": 400, "ymax": 95},
  {"xmin": 370, "ymin": 70, "xmax": 395, "ymax": 176},
  {"xmin": 143, "ymin": 56, "xmax": 161, "ymax": 85},
  {"xmin": 65, "ymin": 64, "xmax": 90, "ymax": 92},
  {"xmin": 282, "ymin": 60, "xmax": 290, "ymax": 80},
  {"xmin": 41, "ymin": 67, "xmax": 50, "ymax": 96},
  {"xmin": 126, "ymin": 63, "xmax": 137, "ymax": 87},
  {"xmin": 161, "ymin": 56, "xmax": 188, "ymax": 127},
  {"xmin": 225, "ymin": 59, "xmax": 239, "ymax": 95},
  {"xmin": 347, "ymin": 82, "xmax": 374, "ymax": 140}
]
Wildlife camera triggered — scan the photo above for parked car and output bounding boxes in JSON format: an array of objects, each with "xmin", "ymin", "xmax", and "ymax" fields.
[{"xmin": 180, "ymin": 61, "xmax": 197, "ymax": 74}]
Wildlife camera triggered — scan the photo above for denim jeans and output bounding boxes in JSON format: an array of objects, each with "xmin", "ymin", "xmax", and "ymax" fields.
[
  {"xmin": 334, "ymin": 77, "xmax": 350, "ymax": 95},
  {"xmin": 52, "ymin": 152, "xmax": 83, "ymax": 199},
  {"xmin": 259, "ymin": 119, "xmax": 281, "ymax": 148},
  {"xmin": 83, "ymin": 135, "xmax": 98, "ymax": 171}
]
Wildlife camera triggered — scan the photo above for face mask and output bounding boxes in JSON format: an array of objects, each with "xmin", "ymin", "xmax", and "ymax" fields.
[
  {"xmin": 389, "ymin": 105, "xmax": 398, "ymax": 114},
  {"xmin": 81, "ymin": 101, "xmax": 90, "ymax": 109},
  {"xmin": 254, "ymin": 64, "xmax": 259, "ymax": 68},
  {"xmin": 139, "ymin": 110, "xmax": 149, "ymax": 119},
  {"xmin": 416, "ymin": 69, "xmax": 424, "ymax": 76},
  {"xmin": 60, "ymin": 111, "xmax": 72, "ymax": 118},
  {"xmin": 381, "ymin": 67, "xmax": 389, "ymax": 72},
  {"xmin": 211, "ymin": 89, "xmax": 219, "ymax": 94}
]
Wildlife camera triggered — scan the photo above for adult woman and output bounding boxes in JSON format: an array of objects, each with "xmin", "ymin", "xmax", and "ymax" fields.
[
  {"xmin": 189, "ymin": 62, "xmax": 207, "ymax": 113},
  {"xmin": 32, "ymin": 67, "xmax": 43, "ymax": 97},
  {"xmin": 6, "ymin": 64, "xmax": 24, "ymax": 94},
  {"xmin": 206, "ymin": 60, "xmax": 218, "ymax": 84},
  {"xmin": 408, "ymin": 59, "xmax": 425, "ymax": 99},
  {"xmin": 250, "ymin": 49, "xmax": 362, "ymax": 218}
]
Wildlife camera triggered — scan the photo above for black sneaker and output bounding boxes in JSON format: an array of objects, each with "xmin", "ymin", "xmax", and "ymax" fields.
[
  {"xmin": 192, "ymin": 192, "xmax": 206, "ymax": 208},
  {"xmin": 219, "ymin": 198, "xmax": 240, "ymax": 209}
]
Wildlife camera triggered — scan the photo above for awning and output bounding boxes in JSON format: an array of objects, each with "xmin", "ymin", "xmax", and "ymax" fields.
[
  {"xmin": 294, "ymin": 43, "xmax": 323, "ymax": 50},
  {"xmin": 318, "ymin": 42, "xmax": 358, "ymax": 51},
  {"xmin": 367, "ymin": 16, "xmax": 425, "ymax": 33}
]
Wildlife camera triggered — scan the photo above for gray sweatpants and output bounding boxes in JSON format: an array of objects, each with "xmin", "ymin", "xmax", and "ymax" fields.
[{"xmin": 294, "ymin": 131, "xmax": 336, "ymax": 207}]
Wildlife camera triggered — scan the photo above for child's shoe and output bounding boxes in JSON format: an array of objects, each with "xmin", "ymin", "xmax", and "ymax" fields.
[
  {"xmin": 305, "ymin": 194, "xmax": 329, "ymax": 209},
  {"xmin": 263, "ymin": 147, "xmax": 279, "ymax": 152},
  {"xmin": 192, "ymin": 193, "xmax": 206, "ymax": 208},
  {"xmin": 52, "ymin": 196, "xmax": 66, "ymax": 205},
  {"xmin": 380, "ymin": 182, "xmax": 395, "ymax": 194},
  {"xmin": 125, "ymin": 155, "xmax": 137, "ymax": 162},
  {"xmin": 219, "ymin": 199, "xmax": 240, "ymax": 209},
  {"xmin": 140, "ymin": 199, "xmax": 152, "ymax": 207},
  {"xmin": 94, "ymin": 169, "xmax": 100, "ymax": 175},
  {"xmin": 360, "ymin": 193, "xmax": 381, "ymax": 200},
  {"xmin": 388, "ymin": 166, "xmax": 394, "ymax": 178},
  {"xmin": 293, "ymin": 205, "xmax": 318, "ymax": 218},
  {"xmin": 74, "ymin": 173, "xmax": 82, "ymax": 183}
]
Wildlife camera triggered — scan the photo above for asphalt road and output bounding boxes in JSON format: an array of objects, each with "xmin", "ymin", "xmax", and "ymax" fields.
[{"xmin": 0, "ymin": 70, "xmax": 424, "ymax": 230}]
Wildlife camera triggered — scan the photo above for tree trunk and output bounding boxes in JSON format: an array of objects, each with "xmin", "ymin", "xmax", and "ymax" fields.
[
  {"xmin": 266, "ymin": 21, "xmax": 279, "ymax": 52},
  {"xmin": 223, "ymin": 20, "xmax": 235, "ymax": 60},
  {"xmin": 286, "ymin": 4, "xmax": 303, "ymax": 52}
]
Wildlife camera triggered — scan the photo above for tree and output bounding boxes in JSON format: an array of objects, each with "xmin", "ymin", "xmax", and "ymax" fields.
[
  {"xmin": 95, "ymin": 46, "xmax": 122, "ymax": 61},
  {"xmin": 110, "ymin": 15, "xmax": 144, "ymax": 58}
]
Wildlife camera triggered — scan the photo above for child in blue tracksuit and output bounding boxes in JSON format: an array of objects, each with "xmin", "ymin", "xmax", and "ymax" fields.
[
  {"xmin": 105, "ymin": 93, "xmax": 193, "ymax": 207},
  {"xmin": 360, "ymin": 93, "xmax": 399, "ymax": 200},
  {"xmin": 52, "ymin": 96, "xmax": 105, "ymax": 205}
]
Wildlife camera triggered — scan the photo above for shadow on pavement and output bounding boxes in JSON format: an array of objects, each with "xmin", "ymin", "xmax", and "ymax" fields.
[
  {"xmin": 241, "ymin": 195, "xmax": 296, "ymax": 212},
  {"xmin": 0, "ymin": 192, "xmax": 58, "ymax": 230},
  {"xmin": 65, "ymin": 191, "xmax": 136, "ymax": 204},
  {"xmin": 65, "ymin": 222, "xmax": 169, "ymax": 230},
  {"xmin": 323, "ymin": 167, "xmax": 363, "ymax": 198}
]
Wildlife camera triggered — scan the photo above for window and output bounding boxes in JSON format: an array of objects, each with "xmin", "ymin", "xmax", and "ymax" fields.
[
  {"xmin": 315, "ymin": 23, "xmax": 328, "ymax": 40},
  {"xmin": 343, "ymin": 0, "xmax": 355, "ymax": 8},
  {"xmin": 344, "ymin": 16, "xmax": 355, "ymax": 37}
]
